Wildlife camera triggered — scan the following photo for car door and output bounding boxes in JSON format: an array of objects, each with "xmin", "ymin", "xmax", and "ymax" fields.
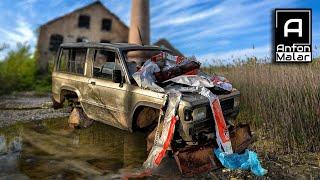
[{"xmin": 82, "ymin": 48, "xmax": 131, "ymax": 130}]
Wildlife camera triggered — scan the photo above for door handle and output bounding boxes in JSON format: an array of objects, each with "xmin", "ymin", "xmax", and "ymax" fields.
[{"xmin": 90, "ymin": 81, "xmax": 96, "ymax": 85}]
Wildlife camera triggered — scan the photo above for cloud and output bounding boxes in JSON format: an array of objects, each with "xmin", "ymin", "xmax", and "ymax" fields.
[
  {"xmin": 0, "ymin": 18, "xmax": 36, "ymax": 58},
  {"xmin": 199, "ymin": 45, "xmax": 271, "ymax": 64},
  {"xmin": 104, "ymin": 0, "xmax": 131, "ymax": 25},
  {"xmin": 0, "ymin": 18, "xmax": 35, "ymax": 44},
  {"xmin": 17, "ymin": 0, "xmax": 38, "ymax": 11},
  {"xmin": 153, "ymin": 5, "xmax": 223, "ymax": 28},
  {"xmin": 149, "ymin": 0, "xmax": 298, "ymax": 60}
]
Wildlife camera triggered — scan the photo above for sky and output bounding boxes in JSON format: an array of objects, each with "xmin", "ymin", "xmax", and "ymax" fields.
[{"xmin": 0, "ymin": 0, "xmax": 319, "ymax": 64}]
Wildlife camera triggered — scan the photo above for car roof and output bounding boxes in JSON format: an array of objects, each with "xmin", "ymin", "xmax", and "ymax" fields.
[{"xmin": 60, "ymin": 42, "xmax": 171, "ymax": 52}]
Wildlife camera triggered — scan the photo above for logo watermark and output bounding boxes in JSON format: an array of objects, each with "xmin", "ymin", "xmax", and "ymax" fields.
[{"xmin": 274, "ymin": 9, "xmax": 312, "ymax": 62}]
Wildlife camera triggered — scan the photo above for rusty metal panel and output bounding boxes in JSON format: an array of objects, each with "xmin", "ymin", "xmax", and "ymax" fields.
[
  {"xmin": 230, "ymin": 124, "xmax": 253, "ymax": 153},
  {"xmin": 174, "ymin": 145, "xmax": 221, "ymax": 176}
]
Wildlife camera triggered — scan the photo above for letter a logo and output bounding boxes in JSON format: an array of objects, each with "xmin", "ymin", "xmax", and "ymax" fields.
[{"xmin": 284, "ymin": 19, "xmax": 302, "ymax": 37}]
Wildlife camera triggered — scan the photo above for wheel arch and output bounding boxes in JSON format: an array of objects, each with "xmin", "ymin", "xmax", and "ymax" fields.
[
  {"xmin": 60, "ymin": 86, "xmax": 82, "ymax": 103},
  {"xmin": 129, "ymin": 101, "xmax": 161, "ymax": 132}
]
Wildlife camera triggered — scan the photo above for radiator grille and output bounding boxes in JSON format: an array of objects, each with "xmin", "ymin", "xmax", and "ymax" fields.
[{"xmin": 220, "ymin": 98, "xmax": 234, "ymax": 112}]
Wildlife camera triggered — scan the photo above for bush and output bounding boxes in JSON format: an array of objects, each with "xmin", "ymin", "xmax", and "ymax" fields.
[{"xmin": 0, "ymin": 43, "xmax": 51, "ymax": 95}]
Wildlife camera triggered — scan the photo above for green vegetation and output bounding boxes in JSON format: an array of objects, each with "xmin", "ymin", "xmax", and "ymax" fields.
[
  {"xmin": 0, "ymin": 43, "xmax": 51, "ymax": 95},
  {"xmin": 204, "ymin": 58, "xmax": 320, "ymax": 153}
]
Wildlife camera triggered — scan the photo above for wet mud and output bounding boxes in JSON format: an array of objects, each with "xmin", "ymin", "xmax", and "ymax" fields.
[{"xmin": 0, "ymin": 118, "xmax": 150, "ymax": 179}]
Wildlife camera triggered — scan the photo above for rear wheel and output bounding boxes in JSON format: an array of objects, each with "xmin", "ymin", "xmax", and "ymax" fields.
[{"xmin": 52, "ymin": 96, "xmax": 64, "ymax": 109}]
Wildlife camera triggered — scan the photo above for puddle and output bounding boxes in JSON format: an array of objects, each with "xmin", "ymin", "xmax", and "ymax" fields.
[{"xmin": 0, "ymin": 118, "xmax": 156, "ymax": 179}]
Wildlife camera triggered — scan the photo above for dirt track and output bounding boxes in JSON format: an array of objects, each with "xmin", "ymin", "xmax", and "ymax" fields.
[
  {"xmin": 0, "ymin": 92, "xmax": 319, "ymax": 179},
  {"xmin": 0, "ymin": 92, "xmax": 69, "ymax": 127}
]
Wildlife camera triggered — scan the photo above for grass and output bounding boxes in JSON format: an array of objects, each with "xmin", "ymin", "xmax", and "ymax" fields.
[{"xmin": 204, "ymin": 58, "xmax": 320, "ymax": 153}]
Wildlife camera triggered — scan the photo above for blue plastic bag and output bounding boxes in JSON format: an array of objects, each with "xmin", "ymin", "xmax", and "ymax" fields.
[{"xmin": 214, "ymin": 148, "xmax": 267, "ymax": 176}]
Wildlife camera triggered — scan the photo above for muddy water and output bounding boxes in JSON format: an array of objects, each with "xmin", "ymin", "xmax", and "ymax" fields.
[{"xmin": 0, "ymin": 118, "xmax": 157, "ymax": 179}]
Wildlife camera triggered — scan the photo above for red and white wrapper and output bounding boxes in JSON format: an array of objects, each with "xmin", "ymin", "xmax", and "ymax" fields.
[{"xmin": 143, "ymin": 92, "xmax": 181, "ymax": 169}]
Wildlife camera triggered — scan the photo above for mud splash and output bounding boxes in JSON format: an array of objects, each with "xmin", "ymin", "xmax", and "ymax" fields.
[{"xmin": 0, "ymin": 118, "xmax": 153, "ymax": 179}]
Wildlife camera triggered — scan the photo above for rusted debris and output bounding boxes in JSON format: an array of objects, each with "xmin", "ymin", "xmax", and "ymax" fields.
[
  {"xmin": 68, "ymin": 108, "xmax": 93, "ymax": 128},
  {"xmin": 68, "ymin": 108, "xmax": 80, "ymax": 128},
  {"xmin": 154, "ymin": 59, "xmax": 200, "ymax": 82},
  {"xmin": 230, "ymin": 124, "xmax": 253, "ymax": 153},
  {"xmin": 173, "ymin": 124, "xmax": 253, "ymax": 176},
  {"xmin": 174, "ymin": 145, "xmax": 221, "ymax": 176}
]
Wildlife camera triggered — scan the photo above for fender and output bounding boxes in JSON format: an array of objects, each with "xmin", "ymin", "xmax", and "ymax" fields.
[{"xmin": 60, "ymin": 85, "xmax": 82, "ymax": 102}]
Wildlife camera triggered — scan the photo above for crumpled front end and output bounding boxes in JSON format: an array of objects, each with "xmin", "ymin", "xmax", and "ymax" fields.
[{"xmin": 131, "ymin": 51, "xmax": 260, "ymax": 176}]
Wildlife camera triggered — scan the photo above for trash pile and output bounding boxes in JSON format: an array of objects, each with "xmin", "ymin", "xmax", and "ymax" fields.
[{"xmin": 132, "ymin": 52, "xmax": 266, "ymax": 176}]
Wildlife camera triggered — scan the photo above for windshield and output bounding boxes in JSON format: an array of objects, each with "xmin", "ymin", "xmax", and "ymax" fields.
[{"xmin": 123, "ymin": 49, "xmax": 168, "ymax": 77}]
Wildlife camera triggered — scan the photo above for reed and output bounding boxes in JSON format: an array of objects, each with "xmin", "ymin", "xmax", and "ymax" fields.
[{"xmin": 204, "ymin": 59, "xmax": 320, "ymax": 153}]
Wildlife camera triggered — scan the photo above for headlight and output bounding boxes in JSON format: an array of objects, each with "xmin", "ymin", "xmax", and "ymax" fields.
[
  {"xmin": 234, "ymin": 96, "xmax": 240, "ymax": 108},
  {"xmin": 192, "ymin": 106, "xmax": 207, "ymax": 121}
]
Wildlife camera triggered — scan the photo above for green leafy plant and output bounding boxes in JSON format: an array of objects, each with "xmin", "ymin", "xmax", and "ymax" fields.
[{"xmin": 0, "ymin": 43, "xmax": 51, "ymax": 95}]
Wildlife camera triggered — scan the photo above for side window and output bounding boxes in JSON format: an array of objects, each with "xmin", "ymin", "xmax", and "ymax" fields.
[
  {"xmin": 101, "ymin": 18, "xmax": 112, "ymax": 31},
  {"xmin": 58, "ymin": 48, "xmax": 87, "ymax": 75},
  {"xmin": 78, "ymin": 15, "xmax": 90, "ymax": 29},
  {"xmin": 49, "ymin": 34, "xmax": 63, "ymax": 52},
  {"xmin": 93, "ymin": 49, "xmax": 122, "ymax": 80}
]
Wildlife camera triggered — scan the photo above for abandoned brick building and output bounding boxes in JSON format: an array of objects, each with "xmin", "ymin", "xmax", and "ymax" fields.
[
  {"xmin": 36, "ymin": 1, "xmax": 182, "ymax": 73},
  {"xmin": 36, "ymin": 1, "xmax": 128, "ymax": 73}
]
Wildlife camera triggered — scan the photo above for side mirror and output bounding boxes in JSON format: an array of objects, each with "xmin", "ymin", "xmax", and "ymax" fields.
[{"xmin": 112, "ymin": 70, "xmax": 122, "ymax": 83}]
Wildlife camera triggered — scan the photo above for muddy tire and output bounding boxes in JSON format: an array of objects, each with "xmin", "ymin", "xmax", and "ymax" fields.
[
  {"xmin": 136, "ymin": 108, "xmax": 159, "ymax": 129},
  {"xmin": 52, "ymin": 96, "xmax": 63, "ymax": 109}
]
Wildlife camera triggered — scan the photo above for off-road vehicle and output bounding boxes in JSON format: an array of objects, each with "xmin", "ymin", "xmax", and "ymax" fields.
[
  {"xmin": 52, "ymin": 42, "xmax": 250, "ymax": 174},
  {"xmin": 52, "ymin": 43, "xmax": 251, "ymax": 173}
]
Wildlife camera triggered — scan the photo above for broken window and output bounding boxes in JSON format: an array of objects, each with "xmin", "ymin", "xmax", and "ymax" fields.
[
  {"xmin": 58, "ymin": 48, "xmax": 87, "ymax": 75},
  {"xmin": 49, "ymin": 34, "xmax": 63, "ymax": 52},
  {"xmin": 101, "ymin": 18, "xmax": 112, "ymax": 31},
  {"xmin": 78, "ymin": 15, "xmax": 90, "ymax": 29}
]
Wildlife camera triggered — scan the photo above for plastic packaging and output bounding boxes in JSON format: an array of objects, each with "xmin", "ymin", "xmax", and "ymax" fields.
[{"xmin": 214, "ymin": 148, "xmax": 267, "ymax": 176}]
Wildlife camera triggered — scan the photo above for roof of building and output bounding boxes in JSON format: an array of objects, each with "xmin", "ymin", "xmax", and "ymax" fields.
[
  {"xmin": 40, "ymin": 1, "xmax": 128, "ymax": 29},
  {"xmin": 154, "ymin": 38, "xmax": 184, "ymax": 56}
]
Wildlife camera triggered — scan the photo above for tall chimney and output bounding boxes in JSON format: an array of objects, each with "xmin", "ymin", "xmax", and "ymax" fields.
[{"xmin": 128, "ymin": 0, "xmax": 150, "ymax": 45}]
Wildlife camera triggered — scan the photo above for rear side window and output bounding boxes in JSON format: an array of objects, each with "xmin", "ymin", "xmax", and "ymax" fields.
[{"xmin": 58, "ymin": 48, "xmax": 87, "ymax": 75}]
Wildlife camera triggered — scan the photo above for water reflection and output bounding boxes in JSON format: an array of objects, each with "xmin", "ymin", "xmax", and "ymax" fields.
[
  {"xmin": 0, "ymin": 136, "xmax": 23, "ymax": 177},
  {"xmin": 0, "ymin": 118, "xmax": 148, "ymax": 179}
]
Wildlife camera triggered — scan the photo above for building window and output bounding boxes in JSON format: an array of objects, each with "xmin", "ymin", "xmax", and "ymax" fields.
[
  {"xmin": 49, "ymin": 34, "xmax": 63, "ymax": 52},
  {"xmin": 78, "ymin": 15, "xmax": 90, "ymax": 29},
  {"xmin": 77, "ymin": 37, "xmax": 88, "ymax": 42},
  {"xmin": 100, "ymin": 39, "xmax": 110, "ymax": 43},
  {"xmin": 101, "ymin": 18, "xmax": 112, "ymax": 31}
]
